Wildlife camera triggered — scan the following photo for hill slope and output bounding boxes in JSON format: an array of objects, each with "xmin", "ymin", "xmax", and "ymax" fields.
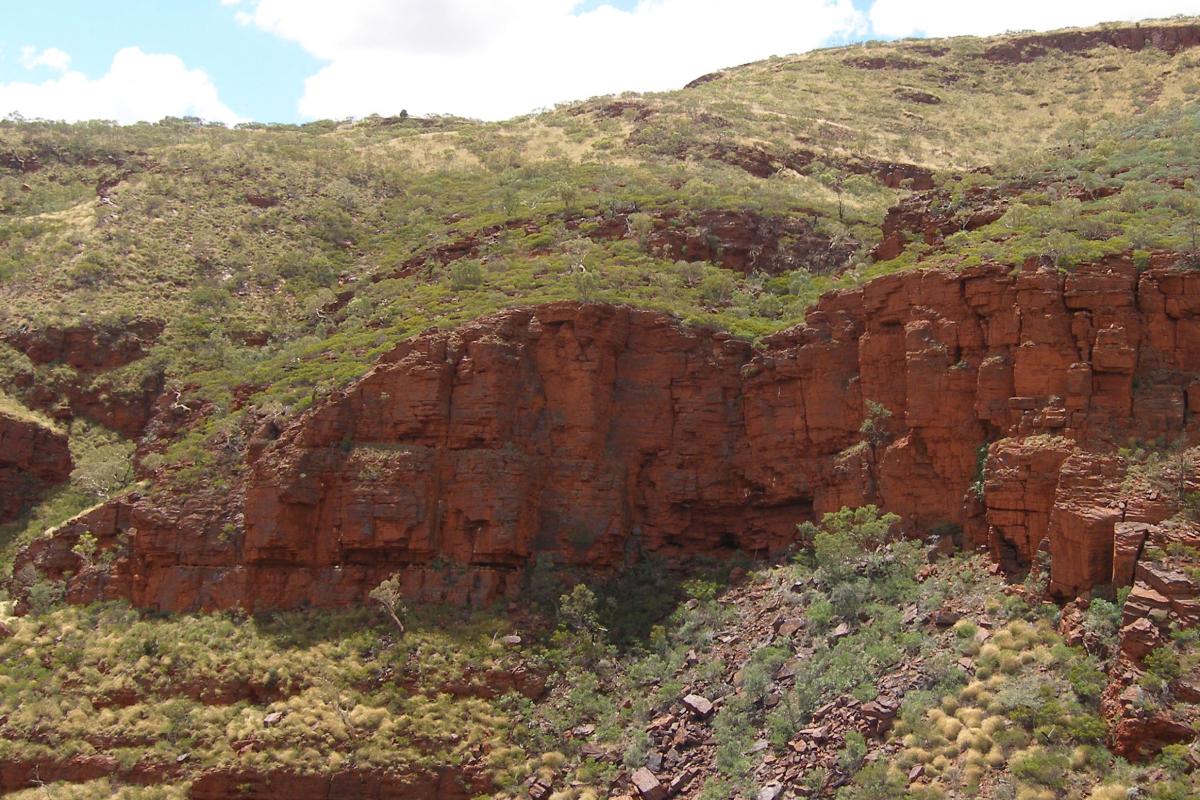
[{"xmin": 1, "ymin": 16, "xmax": 1200, "ymax": 800}]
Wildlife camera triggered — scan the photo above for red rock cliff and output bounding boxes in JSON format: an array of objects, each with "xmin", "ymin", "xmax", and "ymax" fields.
[
  {"xmin": 15, "ymin": 260, "xmax": 1200, "ymax": 611},
  {"xmin": 0, "ymin": 411, "xmax": 72, "ymax": 524}
]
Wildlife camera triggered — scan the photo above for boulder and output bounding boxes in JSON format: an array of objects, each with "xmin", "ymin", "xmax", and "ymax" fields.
[{"xmin": 630, "ymin": 767, "xmax": 666, "ymax": 800}]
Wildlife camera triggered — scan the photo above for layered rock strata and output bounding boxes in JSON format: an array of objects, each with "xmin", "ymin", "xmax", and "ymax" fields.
[
  {"xmin": 17, "ymin": 259, "xmax": 1200, "ymax": 612},
  {"xmin": 0, "ymin": 411, "xmax": 71, "ymax": 524}
]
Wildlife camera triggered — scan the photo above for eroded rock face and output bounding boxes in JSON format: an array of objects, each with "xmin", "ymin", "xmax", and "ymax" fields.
[
  {"xmin": 2, "ymin": 318, "xmax": 163, "ymax": 372},
  {"xmin": 0, "ymin": 411, "xmax": 71, "ymax": 524},
  {"xmin": 1100, "ymin": 523, "xmax": 1200, "ymax": 760},
  {"xmin": 983, "ymin": 21, "xmax": 1200, "ymax": 64},
  {"xmin": 385, "ymin": 208, "xmax": 856, "ymax": 282},
  {"xmin": 14, "ymin": 260, "xmax": 1200, "ymax": 611},
  {"xmin": 2, "ymin": 318, "xmax": 165, "ymax": 437}
]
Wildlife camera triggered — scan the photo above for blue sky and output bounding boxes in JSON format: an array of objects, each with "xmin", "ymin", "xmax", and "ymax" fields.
[
  {"xmin": 0, "ymin": 1, "xmax": 318, "ymax": 122},
  {"xmin": 0, "ymin": 1, "xmax": 1194, "ymax": 124}
]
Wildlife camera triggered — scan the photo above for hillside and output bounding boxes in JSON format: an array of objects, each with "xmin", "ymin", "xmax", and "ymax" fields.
[{"xmin": 1, "ymin": 16, "xmax": 1200, "ymax": 800}]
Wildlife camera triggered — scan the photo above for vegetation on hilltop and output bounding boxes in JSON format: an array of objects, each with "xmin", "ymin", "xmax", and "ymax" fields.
[
  {"xmin": 0, "ymin": 19, "xmax": 1199, "ymax": 509},
  {"xmin": 2, "ymin": 17, "xmax": 1200, "ymax": 799}
]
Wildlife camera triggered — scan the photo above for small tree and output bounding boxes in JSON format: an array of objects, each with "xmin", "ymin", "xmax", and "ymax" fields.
[
  {"xmin": 557, "ymin": 182, "xmax": 578, "ymax": 211},
  {"xmin": 859, "ymin": 400, "xmax": 893, "ymax": 453},
  {"xmin": 71, "ymin": 531, "xmax": 98, "ymax": 569},
  {"xmin": 557, "ymin": 583, "xmax": 609, "ymax": 665},
  {"xmin": 796, "ymin": 505, "xmax": 900, "ymax": 582},
  {"xmin": 628, "ymin": 212, "xmax": 655, "ymax": 249},
  {"xmin": 698, "ymin": 272, "xmax": 735, "ymax": 304},
  {"xmin": 571, "ymin": 269, "xmax": 599, "ymax": 302},
  {"xmin": 859, "ymin": 400, "xmax": 894, "ymax": 500},
  {"xmin": 816, "ymin": 169, "xmax": 846, "ymax": 221},
  {"xmin": 369, "ymin": 573, "xmax": 407, "ymax": 638}
]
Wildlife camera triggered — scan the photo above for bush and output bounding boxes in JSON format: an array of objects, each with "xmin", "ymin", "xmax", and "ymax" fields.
[
  {"xmin": 449, "ymin": 259, "xmax": 484, "ymax": 290},
  {"xmin": 798, "ymin": 505, "xmax": 899, "ymax": 582},
  {"xmin": 838, "ymin": 730, "xmax": 868, "ymax": 772},
  {"xmin": 1011, "ymin": 748, "xmax": 1070, "ymax": 789},
  {"xmin": 1144, "ymin": 647, "xmax": 1183, "ymax": 682},
  {"xmin": 556, "ymin": 584, "xmax": 611, "ymax": 665},
  {"xmin": 1067, "ymin": 657, "xmax": 1107, "ymax": 702},
  {"xmin": 698, "ymin": 273, "xmax": 735, "ymax": 303},
  {"xmin": 838, "ymin": 762, "xmax": 907, "ymax": 799},
  {"xmin": 1156, "ymin": 743, "xmax": 1193, "ymax": 777},
  {"xmin": 25, "ymin": 575, "xmax": 65, "ymax": 615}
]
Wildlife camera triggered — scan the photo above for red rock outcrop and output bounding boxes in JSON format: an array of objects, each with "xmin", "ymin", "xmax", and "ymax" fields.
[
  {"xmin": 1100, "ymin": 521, "xmax": 1200, "ymax": 759},
  {"xmin": 16, "ymin": 259, "xmax": 1200, "ymax": 614},
  {"xmin": 872, "ymin": 186, "xmax": 1010, "ymax": 261},
  {"xmin": 13, "ymin": 367, "xmax": 164, "ymax": 438},
  {"xmin": 654, "ymin": 138, "xmax": 935, "ymax": 190},
  {"xmin": 3, "ymin": 318, "xmax": 165, "ymax": 437},
  {"xmin": 603, "ymin": 209, "xmax": 857, "ymax": 276},
  {"xmin": 983, "ymin": 21, "xmax": 1200, "ymax": 64},
  {"xmin": 0, "ymin": 411, "xmax": 72, "ymax": 523},
  {"xmin": 384, "ymin": 208, "xmax": 855, "ymax": 282},
  {"xmin": 2, "ymin": 318, "xmax": 163, "ymax": 372}
]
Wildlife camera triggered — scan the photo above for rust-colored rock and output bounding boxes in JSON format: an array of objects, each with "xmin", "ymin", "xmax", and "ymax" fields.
[
  {"xmin": 15, "ymin": 261, "xmax": 1200, "ymax": 613},
  {"xmin": 631, "ymin": 767, "xmax": 667, "ymax": 800},
  {"xmin": 1110, "ymin": 713, "xmax": 1196, "ymax": 761},
  {"xmin": 1101, "ymin": 523, "xmax": 1200, "ymax": 761},
  {"xmin": 983, "ymin": 21, "xmax": 1200, "ymax": 64},
  {"xmin": 0, "ymin": 754, "xmax": 167, "ymax": 793},
  {"xmin": 628, "ymin": 209, "xmax": 857, "ymax": 276},
  {"xmin": 871, "ymin": 185, "xmax": 1010, "ymax": 261},
  {"xmin": 3, "ymin": 318, "xmax": 163, "ymax": 372},
  {"xmin": 4, "ymin": 318, "xmax": 165, "ymax": 437},
  {"xmin": 1113, "ymin": 522, "xmax": 1151, "ymax": 587},
  {"xmin": 0, "ymin": 411, "xmax": 72, "ymax": 524}
]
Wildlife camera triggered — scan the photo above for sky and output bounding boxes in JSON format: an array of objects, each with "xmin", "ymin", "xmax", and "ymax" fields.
[{"xmin": 0, "ymin": 1, "xmax": 1197, "ymax": 125}]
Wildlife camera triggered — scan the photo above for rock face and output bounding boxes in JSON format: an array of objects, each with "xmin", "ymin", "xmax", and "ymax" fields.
[
  {"xmin": 0, "ymin": 411, "xmax": 72, "ymax": 524},
  {"xmin": 14, "ymin": 260, "xmax": 1200, "ymax": 611},
  {"xmin": 2, "ymin": 319, "xmax": 165, "ymax": 437},
  {"xmin": 391, "ymin": 208, "xmax": 858, "ymax": 280},
  {"xmin": 2, "ymin": 318, "xmax": 163, "ymax": 372},
  {"xmin": 1100, "ymin": 523, "xmax": 1200, "ymax": 759},
  {"xmin": 983, "ymin": 21, "xmax": 1200, "ymax": 63}
]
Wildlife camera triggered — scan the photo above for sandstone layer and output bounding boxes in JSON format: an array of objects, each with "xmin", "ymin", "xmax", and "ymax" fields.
[
  {"xmin": 0, "ymin": 411, "xmax": 71, "ymax": 524},
  {"xmin": 2, "ymin": 318, "xmax": 165, "ymax": 437},
  {"xmin": 16, "ymin": 259, "xmax": 1200, "ymax": 612}
]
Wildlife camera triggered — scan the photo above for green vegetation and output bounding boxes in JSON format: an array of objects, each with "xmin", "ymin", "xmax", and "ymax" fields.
[
  {"xmin": 3, "ymin": 16, "xmax": 1200, "ymax": 800},
  {"xmin": 3, "ymin": 503, "xmax": 1198, "ymax": 797},
  {"xmin": 2, "ymin": 19, "xmax": 1200, "ymax": 500}
]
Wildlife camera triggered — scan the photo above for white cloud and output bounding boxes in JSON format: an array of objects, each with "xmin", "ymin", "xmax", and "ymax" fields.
[
  {"xmin": 869, "ymin": 1, "xmax": 1200, "ymax": 39},
  {"xmin": 232, "ymin": 0, "xmax": 866, "ymax": 120},
  {"xmin": 0, "ymin": 47, "xmax": 243, "ymax": 124},
  {"xmin": 19, "ymin": 46, "xmax": 71, "ymax": 73}
]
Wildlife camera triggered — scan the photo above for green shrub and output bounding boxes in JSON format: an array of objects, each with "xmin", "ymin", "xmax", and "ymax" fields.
[
  {"xmin": 838, "ymin": 762, "xmax": 907, "ymax": 800},
  {"xmin": 1144, "ymin": 647, "xmax": 1183, "ymax": 682},
  {"xmin": 698, "ymin": 273, "xmax": 735, "ymax": 304},
  {"xmin": 1156, "ymin": 743, "xmax": 1193, "ymax": 777},
  {"xmin": 838, "ymin": 730, "xmax": 868, "ymax": 772},
  {"xmin": 1011, "ymin": 748, "xmax": 1070, "ymax": 788},
  {"xmin": 449, "ymin": 259, "xmax": 484, "ymax": 290}
]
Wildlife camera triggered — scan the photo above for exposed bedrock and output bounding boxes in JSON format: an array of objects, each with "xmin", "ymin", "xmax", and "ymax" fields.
[
  {"xmin": 0, "ymin": 411, "xmax": 72, "ymax": 524},
  {"xmin": 982, "ymin": 21, "xmax": 1200, "ymax": 63},
  {"xmin": 15, "ymin": 259, "xmax": 1200, "ymax": 611}
]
